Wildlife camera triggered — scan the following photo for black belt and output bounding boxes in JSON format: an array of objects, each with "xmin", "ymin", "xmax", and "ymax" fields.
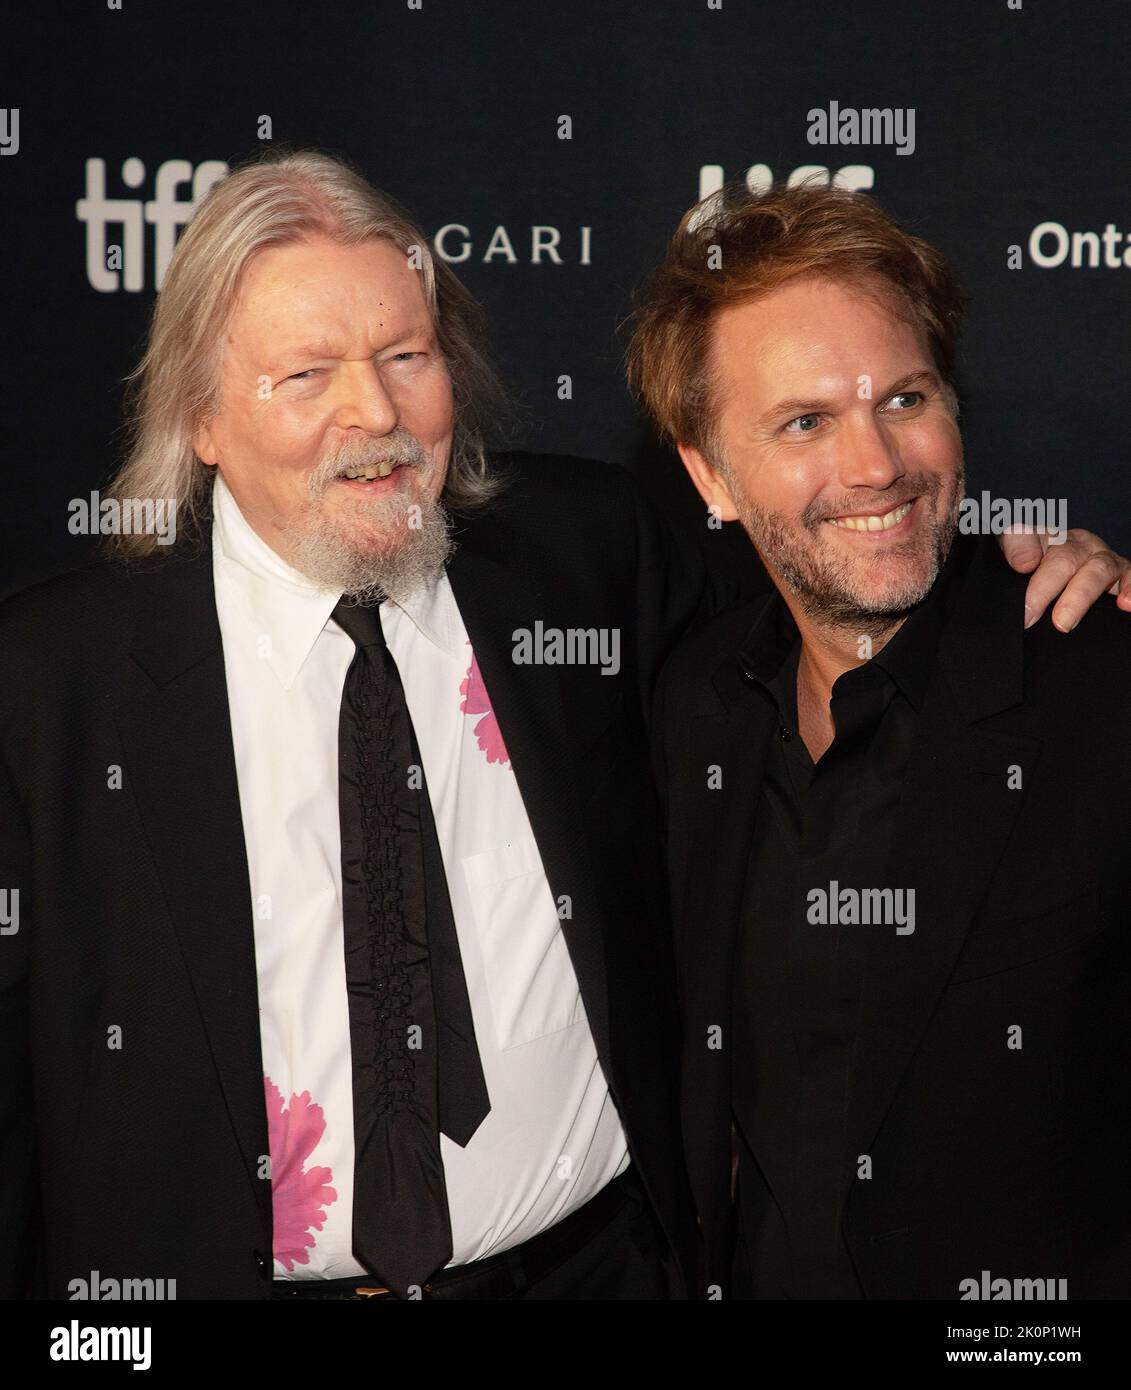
[{"xmin": 271, "ymin": 1166, "xmax": 646, "ymax": 1300}]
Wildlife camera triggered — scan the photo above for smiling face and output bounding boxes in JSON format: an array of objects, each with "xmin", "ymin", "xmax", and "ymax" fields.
[
  {"xmin": 193, "ymin": 234, "xmax": 456, "ymax": 597},
  {"xmin": 679, "ymin": 273, "xmax": 965, "ymax": 633}
]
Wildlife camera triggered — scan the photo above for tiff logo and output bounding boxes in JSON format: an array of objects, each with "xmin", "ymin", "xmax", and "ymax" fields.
[
  {"xmin": 697, "ymin": 160, "xmax": 875, "ymax": 210},
  {"xmin": 76, "ymin": 156, "xmax": 228, "ymax": 293}
]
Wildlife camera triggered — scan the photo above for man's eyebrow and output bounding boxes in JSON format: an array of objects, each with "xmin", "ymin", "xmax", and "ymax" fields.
[
  {"xmin": 876, "ymin": 369, "xmax": 940, "ymax": 399},
  {"xmin": 266, "ymin": 341, "xmax": 338, "ymax": 370},
  {"xmin": 756, "ymin": 369, "xmax": 940, "ymax": 427},
  {"xmin": 266, "ymin": 327, "xmax": 435, "ymax": 371}
]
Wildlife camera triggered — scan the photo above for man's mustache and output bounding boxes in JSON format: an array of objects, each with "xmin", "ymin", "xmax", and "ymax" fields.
[
  {"xmin": 802, "ymin": 471, "xmax": 951, "ymax": 528},
  {"xmin": 307, "ymin": 429, "xmax": 433, "ymax": 496}
]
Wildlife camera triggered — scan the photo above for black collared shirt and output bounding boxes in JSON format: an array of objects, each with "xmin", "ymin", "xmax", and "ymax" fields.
[{"xmin": 731, "ymin": 538, "xmax": 973, "ymax": 1298}]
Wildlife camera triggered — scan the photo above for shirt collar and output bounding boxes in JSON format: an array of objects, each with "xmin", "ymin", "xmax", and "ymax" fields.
[
  {"xmin": 737, "ymin": 534, "xmax": 974, "ymax": 713},
  {"xmin": 736, "ymin": 589, "xmax": 801, "ymax": 718},
  {"xmin": 211, "ymin": 471, "xmax": 464, "ymax": 689}
]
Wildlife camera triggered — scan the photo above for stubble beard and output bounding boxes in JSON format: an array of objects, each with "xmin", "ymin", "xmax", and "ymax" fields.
[{"xmin": 730, "ymin": 463, "xmax": 965, "ymax": 638}]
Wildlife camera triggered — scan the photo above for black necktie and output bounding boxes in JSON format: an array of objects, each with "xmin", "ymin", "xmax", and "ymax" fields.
[{"xmin": 333, "ymin": 597, "xmax": 488, "ymax": 1295}]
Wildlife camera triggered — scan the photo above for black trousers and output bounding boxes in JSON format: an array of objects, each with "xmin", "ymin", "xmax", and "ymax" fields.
[
  {"xmin": 500, "ymin": 1170, "xmax": 676, "ymax": 1300},
  {"xmin": 271, "ymin": 1166, "xmax": 680, "ymax": 1300}
]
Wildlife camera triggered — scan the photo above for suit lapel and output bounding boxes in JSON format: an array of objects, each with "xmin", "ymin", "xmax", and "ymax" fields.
[
  {"xmin": 843, "ymin": 541, "xmax": 1041, "ymax": 1172},
  {"xmin": 677, "ymin": 654, "xmax": 775, "ymax": 1252},
  {"xmin": 446, "ymin": 539, "xmax": 613, "ymax": 1074},
  {"xmin": 114, "ymin": 544, "xmax": 270, "ymax": 1229}
]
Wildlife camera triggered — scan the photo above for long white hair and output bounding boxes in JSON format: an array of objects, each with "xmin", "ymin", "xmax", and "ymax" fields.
[{"xmin": 105, "ymin": 147, "xmax": 507, "ymax": 556}]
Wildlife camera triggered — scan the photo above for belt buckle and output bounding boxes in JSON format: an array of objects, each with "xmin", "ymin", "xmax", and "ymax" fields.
[{"xmin": 355, "ymin": 1282, "xmax": 434, "ymax": 1298}]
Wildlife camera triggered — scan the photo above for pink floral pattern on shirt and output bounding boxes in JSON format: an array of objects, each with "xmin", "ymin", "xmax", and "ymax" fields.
[
  {"xmin": 460, "ymin": 645, "xmax": 510, "ymax": 767},
  {"xmin": 264, "ymin": 1075, "xmax": 337, "ymax": 1271}
]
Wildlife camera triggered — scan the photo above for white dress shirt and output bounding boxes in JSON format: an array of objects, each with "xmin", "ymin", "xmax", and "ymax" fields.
[{"xmin": 210, "ymin": 472, "xmax": 628, "ymax": 1278}]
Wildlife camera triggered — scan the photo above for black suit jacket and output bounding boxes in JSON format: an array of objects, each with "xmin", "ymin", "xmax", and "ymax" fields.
[
  {"xmin": 0, "ymin": 453, "xmax": 706, "ymax": 1300},
  {"xmin": 656, "ymin": 534, "xmax": 1131, "ymax": 1299}
]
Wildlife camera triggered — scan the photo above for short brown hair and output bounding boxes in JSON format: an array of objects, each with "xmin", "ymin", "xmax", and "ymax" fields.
[{"xmin": 626, "ymin": 182, "xmax": 964, "ymax": 458}]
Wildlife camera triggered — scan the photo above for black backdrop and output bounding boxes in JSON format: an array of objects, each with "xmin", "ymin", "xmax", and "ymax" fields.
[{"xmin": 3, "ymin": 0, "xmax": 1129, "ymax": 597}]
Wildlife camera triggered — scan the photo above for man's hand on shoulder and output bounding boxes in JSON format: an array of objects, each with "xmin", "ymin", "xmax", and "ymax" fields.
[{"xmin": 998, "ymin": 527, "xmax": 1131, "ymax": 632}]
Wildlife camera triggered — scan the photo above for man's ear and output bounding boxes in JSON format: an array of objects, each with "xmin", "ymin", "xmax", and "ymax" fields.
[
  {"xmin": 676, "ymin": 442, "xmax": 740, "ymax": 523},
  {"xmin": 192, "ymin": 419, "xmax": 219, "ymax": 468}
]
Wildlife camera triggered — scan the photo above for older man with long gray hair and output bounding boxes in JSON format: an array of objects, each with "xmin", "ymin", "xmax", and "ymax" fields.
[{"xmin": 0, "ymin": 149, "xmax": 1124, "ymax": 1301}]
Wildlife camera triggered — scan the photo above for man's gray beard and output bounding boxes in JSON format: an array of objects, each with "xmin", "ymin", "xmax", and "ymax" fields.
[
  {"xmin": 285, "ymin": 497, "xmax": 453, "ymax": 605},
  {"xmin": 728, "ymin": 464, "xmax": 964, "ymax": 638},
  {"xmin": 279, "ymin": 428, "xmax": 455, "ymax": 604}
]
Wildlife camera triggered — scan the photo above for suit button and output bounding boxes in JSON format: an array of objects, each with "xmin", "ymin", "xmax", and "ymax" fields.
[
  {"xmin": 779, "ymin": 724, "xmax": 792, "ymax": 742},
  {"xmin": 253, "ymin": 1249, "xmax": 272, "ymax": 1279}
]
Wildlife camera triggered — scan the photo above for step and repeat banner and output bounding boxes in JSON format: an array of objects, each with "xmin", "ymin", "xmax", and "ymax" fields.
[{"xmin": 2, "ymin": 0, "xmax": 1128, "ymax": 593}]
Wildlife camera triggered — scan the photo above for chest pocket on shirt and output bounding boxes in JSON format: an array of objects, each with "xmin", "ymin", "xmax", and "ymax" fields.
[{"xmin": 462, "ymin": 836, "xmax": 587, "ymax": 1051}]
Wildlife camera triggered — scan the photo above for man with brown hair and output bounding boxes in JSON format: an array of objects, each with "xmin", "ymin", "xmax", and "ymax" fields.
[
  {"xmin": 631, "ymin": 183, "xmax": 1131, "ymax": 1299},
  {"xmin": 0, "ymin": 153, "xmax": 1124, "ymax": 1302}
]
